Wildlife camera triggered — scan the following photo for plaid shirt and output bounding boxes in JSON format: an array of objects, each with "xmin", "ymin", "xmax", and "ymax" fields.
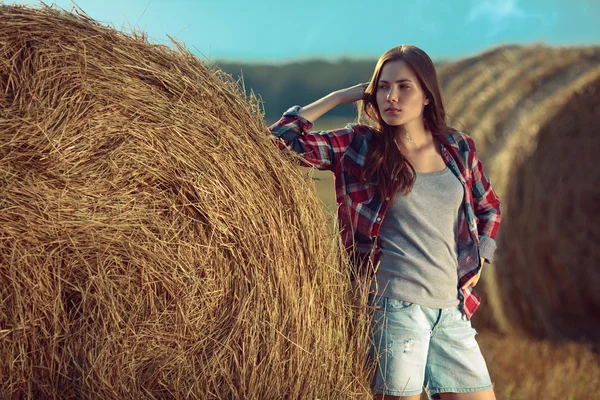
[{"xmin": 270, "ymin": 106, "xmax": 501, "ymax": 319}]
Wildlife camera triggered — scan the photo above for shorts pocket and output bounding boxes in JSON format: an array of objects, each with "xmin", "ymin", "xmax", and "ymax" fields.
[{"xmin": 384, "ymin": 298, "xmax": 416, "ymax": 312}]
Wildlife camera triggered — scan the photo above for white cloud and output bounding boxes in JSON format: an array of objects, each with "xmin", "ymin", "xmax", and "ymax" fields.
[
  {"xmin": 468, "ymin": 0, "xmax": 526, "ymax": 23},
  {"xmin": 467, "ymin": 0, "xmax": 556, "ymax": 38}
]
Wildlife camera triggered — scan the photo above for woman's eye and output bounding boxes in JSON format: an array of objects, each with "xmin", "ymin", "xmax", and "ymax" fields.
[{"xmin": 401, "ymin": 85, "xmax": 410, "ymax": 89}]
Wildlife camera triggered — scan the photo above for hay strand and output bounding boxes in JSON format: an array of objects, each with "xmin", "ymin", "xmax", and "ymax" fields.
[{"xmin": 0, "ymin": 5, "xmax": 373, "ymax": 398}]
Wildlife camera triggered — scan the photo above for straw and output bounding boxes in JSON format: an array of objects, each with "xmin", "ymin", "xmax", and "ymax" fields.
[
  {"xmin": 0, "ymin": 4, "xmax": 373, "ymax": 398},
  {"xmin": 492, "ymin": 65, "xmax": 600, "ymax": 341},
  {"xmin": 435, "ymin": 44, "xmax": 600, "ymax": 335}
]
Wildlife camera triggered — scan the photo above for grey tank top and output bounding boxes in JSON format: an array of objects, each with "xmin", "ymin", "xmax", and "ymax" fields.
[{"xmin": 372, "ymin": 166, "xmax": 464, "ymax": 308}]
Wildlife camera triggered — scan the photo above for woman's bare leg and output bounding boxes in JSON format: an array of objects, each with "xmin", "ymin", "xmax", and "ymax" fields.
[
  {"xmin": 437, "ymin": 389, "xmax": 496, "ymax": 400},
  {"xmin": 373, "ymin": 394, "xmax": 422, "ymax": 400}
]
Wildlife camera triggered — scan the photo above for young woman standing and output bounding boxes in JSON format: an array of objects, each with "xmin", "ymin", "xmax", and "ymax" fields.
[{"xmin": 270, "ymin": 45, "xmax": 501, "ymax": 400}]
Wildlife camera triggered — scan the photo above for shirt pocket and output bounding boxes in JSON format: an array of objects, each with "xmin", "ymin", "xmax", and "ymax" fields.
[{"xmin": 345, "ymin": 166, "xmax": 377, "ymax": 205}]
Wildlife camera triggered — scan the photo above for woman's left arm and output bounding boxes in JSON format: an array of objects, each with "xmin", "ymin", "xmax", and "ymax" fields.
[{"xmin": 470, "ymin": 144, "xmax": 502, "ymax": 265}]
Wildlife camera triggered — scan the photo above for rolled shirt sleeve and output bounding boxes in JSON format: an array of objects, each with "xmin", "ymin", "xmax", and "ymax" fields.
[{"xmin": 269, "ymin": 106, "xmax": 356, "ymax": 171}]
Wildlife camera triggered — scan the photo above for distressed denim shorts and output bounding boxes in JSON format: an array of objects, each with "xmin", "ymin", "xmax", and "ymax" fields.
[{"xmin": 369, "ymin": 296, "xmax": 493, "ymax": 398}]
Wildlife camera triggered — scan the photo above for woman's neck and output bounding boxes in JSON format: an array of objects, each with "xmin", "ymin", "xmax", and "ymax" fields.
[{"xmin": 394, "ymin": 121, "xmax": 431, "ymax": 150}]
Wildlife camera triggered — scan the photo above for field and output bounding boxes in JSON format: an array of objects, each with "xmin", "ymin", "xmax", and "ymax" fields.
[
  {"xmin": 298, "ymin": 117, "xmax": 600, "ymax": 400},
  {"xmin": 2, "ymin": 9, "xmax": 598, "ymax": 397}
]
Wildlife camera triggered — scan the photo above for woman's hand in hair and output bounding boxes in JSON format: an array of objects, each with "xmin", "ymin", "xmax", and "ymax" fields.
[
  {"xmin": 334, "ymin": 83, "xmax": 369, "ymax": 104},
  {"xmin": 298, "ymin": 83, "xmax": 369, "ymax": 122}
]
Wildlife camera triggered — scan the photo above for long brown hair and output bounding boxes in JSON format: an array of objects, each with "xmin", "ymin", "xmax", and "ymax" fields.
[{"xmin": 358, "ymin": 45, "xmax": 449, "ymax": 197}]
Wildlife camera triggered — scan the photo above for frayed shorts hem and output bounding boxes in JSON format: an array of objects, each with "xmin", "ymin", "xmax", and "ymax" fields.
[
  {"xmin": 428, "ymin": 383, "xmax": 494, "ymax": 395},
  {"xmin": 373, "ymin": 388, "xmax": 423, "ymax": 397}
]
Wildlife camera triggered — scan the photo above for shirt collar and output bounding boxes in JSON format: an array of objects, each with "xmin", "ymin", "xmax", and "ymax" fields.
[{"xmin": 438, "ymin": 131, "xmax": 460, "ymax": 149}]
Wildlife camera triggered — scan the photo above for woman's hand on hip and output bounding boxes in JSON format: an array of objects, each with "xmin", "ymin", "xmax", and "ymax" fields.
[{"xmin": 461, "ymin": 257, "xmax": 486, "ymax": 289}]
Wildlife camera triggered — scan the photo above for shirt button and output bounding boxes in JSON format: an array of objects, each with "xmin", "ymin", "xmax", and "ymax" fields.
[
  {"xmin": 385, "ymin": 197, "xmax": 390, "ymax": 201},
  {"xmin": 376, "ymin": 217, "xmax": 381, "ymax": 222}
]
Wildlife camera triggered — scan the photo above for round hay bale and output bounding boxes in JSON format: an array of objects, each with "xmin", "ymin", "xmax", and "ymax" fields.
[
  {"xmin": 492, "ymin": 65, "xmax": 600, "ymax": 341},
  {"xmin": 467, "ymin": 46, "xmax": 600, "ymax": 159},
  {"xmin": 437, "ymin": 45, "xmax": 600, "ymax": 334},
  {"xmin": 0, "ymin": 5, "xmax": 372, "ymax": 398},
  {"xmin": 440, "ymin": 45, "xmax": 600, "ymax": 160},
  {"xmin": 439, "ymin": 45, "xmax": 542, "ymax": 136},
  {"xmin": 437, "ymin": 44, "xmax": 525, "ymax": 97}
]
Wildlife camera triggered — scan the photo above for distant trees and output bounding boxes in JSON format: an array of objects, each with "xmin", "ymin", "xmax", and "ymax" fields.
[
  {"xmin": 217, "ymin": 59, "xmax": 377, "ymax": 120},
  {"xmin": 218, "ymin": 58, "xmax": 449, "ymax": 121}
]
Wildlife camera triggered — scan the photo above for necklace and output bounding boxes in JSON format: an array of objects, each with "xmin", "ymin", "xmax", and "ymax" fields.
[{"xmin": 405, "ymin": 131, "xmax": 415, "ymax": 145}]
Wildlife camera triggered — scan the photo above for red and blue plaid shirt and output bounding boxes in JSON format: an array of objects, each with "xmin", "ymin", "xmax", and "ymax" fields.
[{"xmin": 270, "ymin": 106, "xmax": 501, "ymax": 319}]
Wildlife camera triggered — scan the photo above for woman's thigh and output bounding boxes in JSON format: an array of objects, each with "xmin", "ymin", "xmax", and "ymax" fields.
[
  {"xmin": 424, "ymin": 306, "xmax": 493, "ymax": 398},
  {"xmin": 370, "ymin": 296, "xmax": 434, "ymax": 398}
]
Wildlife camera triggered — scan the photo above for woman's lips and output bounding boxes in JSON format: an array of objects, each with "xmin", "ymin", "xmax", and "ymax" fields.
[{"xmin": 385, "ymin": 108, "xmax": 401, "ymax": 115}]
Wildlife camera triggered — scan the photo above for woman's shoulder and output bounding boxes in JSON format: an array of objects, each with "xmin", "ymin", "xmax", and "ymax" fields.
[
  {"xmin": 345, "ymin": 123, "xmax": 375, "ymax": 140},
  {"xmin": 322, "ymin": 122, "xmax": 374, "ymax": 142}
]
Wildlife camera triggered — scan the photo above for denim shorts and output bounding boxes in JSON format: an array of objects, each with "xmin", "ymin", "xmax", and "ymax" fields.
[{"xmin": 369, "ymin": 295, "xmax": 493, "ymax": 398}]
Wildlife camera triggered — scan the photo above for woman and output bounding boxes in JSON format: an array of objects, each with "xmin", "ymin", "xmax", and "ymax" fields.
[{"xmin": 269, "ymin": 45, "xmax": 500, "ymax": 400}]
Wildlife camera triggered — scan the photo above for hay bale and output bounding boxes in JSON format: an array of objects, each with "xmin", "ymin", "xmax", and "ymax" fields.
[
  {"xmin": 437, "ymin": 44, "xmax": 525, "ymax": 97},
  {"xmin": 437, "ymin": 45, "xmax": 600, "ymax": 334},
  {"xmin": 0, "ymin": 5, "xmax": 372, "ymax": 398},
  {"xmin": 438, "ymin": 45, "xmax": 540, "ymax": 135},
  {"xmin": 440, "ymin": 45, "xmax": 600, "ymax": 159},
  {"xmin": 492, "ymin": 66, "xmax": 600, "ymax": 341}
]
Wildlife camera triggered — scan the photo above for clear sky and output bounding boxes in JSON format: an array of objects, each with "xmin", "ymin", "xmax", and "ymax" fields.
[{"xmin": 11, "ymin": 0, "xmax": 600, "ymax": 63}]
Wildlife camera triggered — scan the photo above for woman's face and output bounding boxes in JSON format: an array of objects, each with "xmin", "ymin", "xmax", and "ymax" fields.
[{"xmin": 375, "ymin": 60, "xmax": 430, "ymax": 127}]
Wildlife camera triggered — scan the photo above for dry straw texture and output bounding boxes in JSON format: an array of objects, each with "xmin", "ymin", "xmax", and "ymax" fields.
[
  {"xmin": 0, "ymin": 5, "xmax": 372, "ymax": 399},
  {"xmin": 493, "ymin": 65, "xmax": 600, "ymax": 341},
  {"xmin": 438, "ymin": 45, "xmax": 600, "ymax": 338}
]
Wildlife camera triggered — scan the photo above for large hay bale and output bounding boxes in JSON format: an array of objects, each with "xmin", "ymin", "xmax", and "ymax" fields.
[
  {"xmin": 492, "ymin": 66, "xmax": 600, "ymax": 341},
  {"xmin": 0, "ymin": 5, "xmax": 372, "ymax": 398},
  {"xmin": 439, "ymin": 45, "xmax": 600, "ymax": 160},
  {"xmin": 437, "ymin": 45, "xmax": 600, "ymax": 334}
]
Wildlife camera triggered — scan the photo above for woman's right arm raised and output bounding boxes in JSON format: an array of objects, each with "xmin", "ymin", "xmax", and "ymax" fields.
[
  {"xmin": 297, "ymin": 83, "xmax": 368, "ymax": 122},
  {"xmin": 269, "ymin": 83, "xmax": 368, "ymax": 171}
]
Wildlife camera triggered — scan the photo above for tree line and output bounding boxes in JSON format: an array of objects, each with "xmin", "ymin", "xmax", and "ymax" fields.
[
  {"xmin": 217, "ymin": 59, "xmax": 377, "ymax": 121},
  {"xmin": 217, "ymin": 58, "xmax": 449, "ymax": 122}
]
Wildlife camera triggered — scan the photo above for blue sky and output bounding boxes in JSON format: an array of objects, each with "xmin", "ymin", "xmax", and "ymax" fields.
[{"xmin": 12, "ymin": 0, "xmax": 600, "ymax": 62}]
